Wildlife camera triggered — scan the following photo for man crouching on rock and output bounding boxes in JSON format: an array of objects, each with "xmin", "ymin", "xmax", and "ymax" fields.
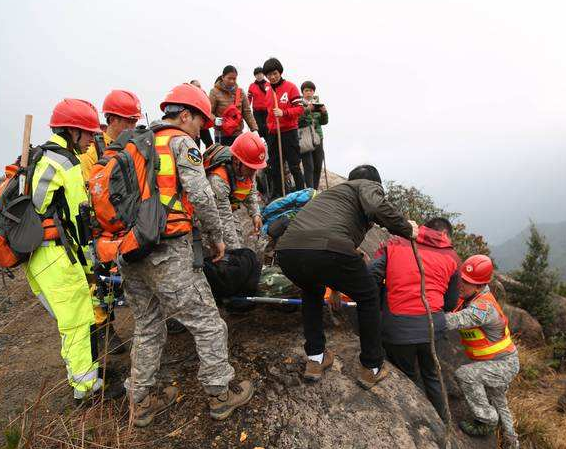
[
  {"xmin": 446, "ymin": 255, "xmax": 520, "ymax": 448},
  {"xmin": 275, "ymin": 165, "xmax": 418, "ymax": 387}
]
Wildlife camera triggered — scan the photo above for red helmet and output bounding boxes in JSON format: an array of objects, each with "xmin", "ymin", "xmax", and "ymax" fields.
[
  {"xmin": 160, "ymin": 83, "xmax": 213, "ymax": 129},
  {"xmin": 49, "ymin": 99, "xmax": 101, "ymax": 133},
  {"xmin": 102, "ymin": 89, "xmax": 142, "ymax": 119},
  {"xmin": 460, "ymin": 255, "xmax": 493, "ymax": 284},
  {"xmin": 231, "ymin": 132, "xmax": 267, "ymax": 169}
]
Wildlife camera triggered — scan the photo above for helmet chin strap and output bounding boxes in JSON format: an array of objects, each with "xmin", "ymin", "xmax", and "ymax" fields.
[{"xmin": 74, "ymin": 129, "xmax": 83, "ymax": 152}]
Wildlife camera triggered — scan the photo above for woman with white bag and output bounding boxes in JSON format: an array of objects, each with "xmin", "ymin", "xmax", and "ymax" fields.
[{"xmin": 298, "ymin": 81, "xmax": 329, "ymax": 189}]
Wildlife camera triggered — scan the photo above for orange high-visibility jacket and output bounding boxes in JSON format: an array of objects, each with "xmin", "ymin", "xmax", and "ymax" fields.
[
  {"xmin": 458, "ymin": 291, "xmax": 516, "ymax": 361},
  {"xmin": 154, "ymin": 128, "xmax": 194, "ymax": 237}
]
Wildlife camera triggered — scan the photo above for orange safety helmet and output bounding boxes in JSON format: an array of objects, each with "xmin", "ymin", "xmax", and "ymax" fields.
[
  {"xmin": 49, "ymin": 99, "xmax": 101, "ymax": 133},
  {"xmin": 231, "ymin": 132, "xmax": 267, "ymax": 169},
  {"xmin": 102, "ymin": 89, "xmax": 142, "ymax": 119},
  {"xmin": 160, "ymin": 83, "xmax": 213, "ymax": 129},
  {"xmin": 460, "ymin": 255, "xmax": 493, "ymax": 285}
]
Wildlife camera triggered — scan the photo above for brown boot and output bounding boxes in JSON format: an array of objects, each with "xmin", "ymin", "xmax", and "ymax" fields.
[
  {"xmin": 357, "ymin": 362, "xmax": 390, "ymax": 389},
  {"xmin": 304, "ymin": 350, "xmax": 334, "ymax": 382},
  {"xmin": 133, "ymin": 386, "xmax": 179, "ymax": 428},
  {"xmin": 209, "ymin": 380, "xmax": 254, "ymax": 421}
]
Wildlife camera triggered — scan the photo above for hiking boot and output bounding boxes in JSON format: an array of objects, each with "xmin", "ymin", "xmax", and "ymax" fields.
[
  {"xmin": 304, "ymin": 350, "xmax": 334, "ymax": 382},
  {"xmin": 357, "ymin": 362, "xmax": 390, "ymax": 389},
  {"xmin": 166, "ymin": 318, "xmax": 187, "ymax": 334},
  {"xmin": 502, "ymin": 433, "xmax": 520, "ymax": 449},
  {"xmin": 209, "ymin": 380, "xmax": 254, "ymax": 421},
  {"xmin": 97, "ymin": 321, "xmax": 126, "ymax": 355},
  {"xmin": 133, "ymin": 386, "xmax": 179, "ymax": 428},
  {"xmin": 458, "ymin": 419, "xmax": 497, "ymax": 437}
]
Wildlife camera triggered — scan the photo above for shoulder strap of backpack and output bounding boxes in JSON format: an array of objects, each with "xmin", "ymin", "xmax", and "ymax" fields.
[
  {"xmin": 235, "ymin": 88, "xmax": 242, "ymax": 107},
  {"xmin": 203, "ymin": 144, "xmax": 230, "ymax": 171},
  {"xmin": 224, "ymin": 163, "xmax": 238, "ymax": 195}
]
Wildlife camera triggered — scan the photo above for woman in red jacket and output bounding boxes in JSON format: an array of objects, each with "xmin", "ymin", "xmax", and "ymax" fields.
[{"xmin": 262, "ymin": 57, "xmax": 306, "ymax": 199}]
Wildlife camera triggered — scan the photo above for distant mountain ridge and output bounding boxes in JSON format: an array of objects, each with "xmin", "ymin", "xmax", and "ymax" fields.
[{"xmin": 490, "ymin": 221, "xmax": 566, "ymax": 281}]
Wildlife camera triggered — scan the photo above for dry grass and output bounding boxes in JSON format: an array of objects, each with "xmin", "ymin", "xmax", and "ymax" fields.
[{"xmin": 508, "ymin": 344, "xmax": 566, "ymax": 449}]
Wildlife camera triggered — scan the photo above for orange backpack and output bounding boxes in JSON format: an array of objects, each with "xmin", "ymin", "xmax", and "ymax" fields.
[
  {"xmin": 221, "ymin": 88, "xmax": 243, "ymax": 137},
  {"xmin": 88, "ymin": 127, "xmax": 166, "ymax": 264}
]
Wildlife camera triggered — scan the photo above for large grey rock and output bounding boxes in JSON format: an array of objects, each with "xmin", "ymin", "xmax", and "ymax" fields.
[{"xmin": 261, "ymin": 334, "xmax": 469, "ymax": 449}]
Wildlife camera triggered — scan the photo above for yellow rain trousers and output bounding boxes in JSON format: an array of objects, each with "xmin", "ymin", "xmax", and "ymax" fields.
[{"xmin": 25, "ymin": 134, "xmax": 101, "ymax": 399}]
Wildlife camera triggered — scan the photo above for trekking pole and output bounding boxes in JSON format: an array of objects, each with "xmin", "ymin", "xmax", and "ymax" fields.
[
  {"xmin": 410, "ymin": 239, "xmax": 453, "ymax": 448},
  {"xmin": 19, "ymin": 115, "xmax": 33, "ymax": 195},
  {"xmin": 272, "ymin": 91, "xmax": 286, "ymax": 197},
  {"xmin": 322, "ymin": 154, "xmax": 329, "ymax": 190}
]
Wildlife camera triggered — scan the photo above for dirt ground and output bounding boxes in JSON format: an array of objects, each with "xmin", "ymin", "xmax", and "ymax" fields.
[{"xmin": 1, "ymin": 264, "xmax": 563, "ymax": 449}]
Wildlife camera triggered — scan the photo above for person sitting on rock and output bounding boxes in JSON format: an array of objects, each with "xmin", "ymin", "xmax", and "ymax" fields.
[{"xmin": 446, "ymin": 255, "xmax": 520, "ymax": 448}]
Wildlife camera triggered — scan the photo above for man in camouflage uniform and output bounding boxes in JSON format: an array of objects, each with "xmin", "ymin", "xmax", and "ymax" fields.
[
  {"xmin": 446, "ymin": 255, "xmax": 520, "ymax": 449},
  {"xmin": 205, "ymin": 132, "xmax": 266, "ymax": 250},
  {"xmin": 120, "ymin": 84, "xmax": 254, "ymax": 427}
]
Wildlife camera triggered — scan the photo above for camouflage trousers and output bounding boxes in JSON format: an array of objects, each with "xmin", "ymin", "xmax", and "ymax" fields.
[
  {"xmin": 121, "ymin": 235, "xmax": 235, "ymax": 403},
  {"xmin": 455, "ymin": 352, "xmax": 520, "ymax": 437}
]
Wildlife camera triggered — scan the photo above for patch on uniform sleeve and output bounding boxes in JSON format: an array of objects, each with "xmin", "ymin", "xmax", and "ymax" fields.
[
  {"xmin": 186, "ymin": 147, "xmax": 202, "ymax": 166},
  {"xmin": 470, "ymin": 304, "xmax": 488, "ymax": 321}
]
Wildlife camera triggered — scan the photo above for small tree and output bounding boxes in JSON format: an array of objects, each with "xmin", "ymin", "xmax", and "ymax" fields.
[
  {"xmin": 385, "ymin": 181, "xmax": 490, "ymax": 260},
  {"xmin": 509, "ymin": 223, "xmax": 557, "ymax": 328}
]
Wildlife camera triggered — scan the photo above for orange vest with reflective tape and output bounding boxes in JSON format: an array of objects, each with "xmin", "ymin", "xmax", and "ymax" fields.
[
  {"xmin": 153, "ymin": 128, "xmax": 194, "ymax": 237},
  {"xmin": 458, "ymin": 291, "xmax": 516, "ymax": 361},
  {"xmin": 209, "ymin": 165, "xmax": 253, "ymax": 210}
]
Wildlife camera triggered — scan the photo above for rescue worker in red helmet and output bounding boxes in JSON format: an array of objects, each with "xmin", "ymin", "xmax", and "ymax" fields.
[
  {"xmin": 445, "ymin": 255, "xmax": 520, "ymax": 448},
  {"xmin": 79, "ymin": 90, "xmax": 142, "ymax": 356},
  {"xmin": 79, "ymin": 89, "xmax": 142, "ymax": 181},
  {"xmin": 26, "ymin": 99, "xmax": 123, "ymax": 402},
  {"xmin": 204, "ymin": 131, "xmax": 267, "ymax": 250},
  {"xmin": 119, "ymin": 83, "xmax": 254, "ymax": 427}
]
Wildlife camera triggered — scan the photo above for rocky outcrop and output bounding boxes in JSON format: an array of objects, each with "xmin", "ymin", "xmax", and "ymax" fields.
[
  {"xmin": 503, "ymin": 303, "xmax": 545, "ymax": 345},
  {"xmin": 261, "ymin": 335, "xmax": 463, "ymax": 449},
  {"xmin": 547, "ymin": 293, "xmax": 566, "ymax": 338}
]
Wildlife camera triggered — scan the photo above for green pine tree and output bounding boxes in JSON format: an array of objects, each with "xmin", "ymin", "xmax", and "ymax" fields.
[{"xmin": 509, "ymin": 223, "xmax": 557, "ymax": 329}]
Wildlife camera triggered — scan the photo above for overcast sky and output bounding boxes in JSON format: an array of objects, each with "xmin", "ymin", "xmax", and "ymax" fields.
[{"xmin": 1, "ymin": 0, "xmax": 565, "ymax": 245}]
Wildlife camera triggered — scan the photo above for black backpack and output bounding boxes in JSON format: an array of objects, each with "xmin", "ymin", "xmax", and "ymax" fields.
[{"xmin": 0, "ymin": 144, "xmax": 85, "ymax": 268}]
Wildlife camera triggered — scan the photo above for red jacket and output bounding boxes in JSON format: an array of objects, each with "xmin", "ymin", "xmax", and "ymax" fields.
[
  {"xmin": 265, "ymin": 79, "xmax": 304, "ymax": 133},
  {"xmin": 248, "ymin": 80, "xmax": 268, "ymax": 112},
  {"xmin": 379, "ymin": 226, "xmax": 460, "ymax": 315}
]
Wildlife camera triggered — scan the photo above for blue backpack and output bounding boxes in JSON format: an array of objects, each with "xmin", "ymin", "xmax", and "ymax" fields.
[{"xmin": 261, "ymin": 188, "xmax": 316, "ymax": 239}]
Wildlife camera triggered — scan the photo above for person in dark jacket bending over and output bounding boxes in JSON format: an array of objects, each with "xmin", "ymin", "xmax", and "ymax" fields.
[
  {"xmin": 276, "ymin": 165, "xmax": 418, "ymax": 387},
  {"xmin": 370, "ymin": 217, "xmax": 460, "ymax": 419}
]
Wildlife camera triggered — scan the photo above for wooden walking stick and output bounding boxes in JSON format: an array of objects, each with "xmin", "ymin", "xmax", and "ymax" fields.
[
  {"xmin": 410, "ymin": 239, "xmax": 454, "ymax": 448},
  {"xmin": 19, "ymin": 115, "xmax": 33, "ymax": 195},
  {"xmin": 272, "ymin": 90, "xmax": 286, "ymax": 197},
  {"xmin": 322, "ymin": 153, "xmax": 329, "ymax": 190}
]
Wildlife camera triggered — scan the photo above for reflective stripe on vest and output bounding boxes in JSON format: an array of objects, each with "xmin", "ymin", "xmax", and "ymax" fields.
[
  {"xmin": 458, "ymin": 291, "xmax": 516, "ymax": 361},
  {"xmin": 153, "ymin": 128, "xmax": 194, "ymax": 237},
  {"xmin": 210, "ymin": 165, "xmax": 253, "ymax": 208}
]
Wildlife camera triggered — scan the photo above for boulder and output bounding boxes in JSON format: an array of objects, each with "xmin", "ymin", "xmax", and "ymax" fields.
[
  {"xmin": 547, "ymin": 293, "xmax": 566, "ymax": 338},
  {"xmin": 503, "ymin": 303, "xmax": 545, "ymax": 345}
]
